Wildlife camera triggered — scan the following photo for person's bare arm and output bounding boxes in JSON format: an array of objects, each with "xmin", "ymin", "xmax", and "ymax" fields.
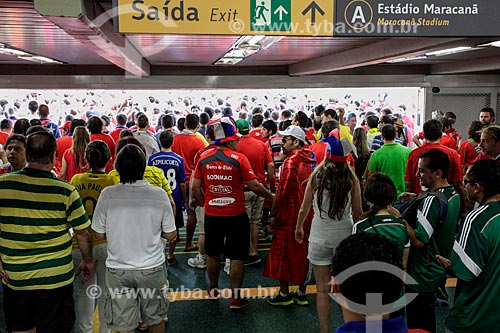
[
  {"xmin": 74, "ymin": 228, "xmax": 94, "ymax": 284},
  {"xmin": 246, "ymin": 178, "xmax": 274, "ymax": 201}
]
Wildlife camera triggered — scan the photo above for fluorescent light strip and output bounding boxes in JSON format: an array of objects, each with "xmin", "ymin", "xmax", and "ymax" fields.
[
  {"xmin": 0, "ymin": 44, "xmax": 62, "ymax": 64},
  {"xmin": 387, "ymin": 56, "xmax": 428, "ymax": 63},
  {"xmin": 425, "ymin": 46, "xmax": 472, "ymax": 57},
  {"xmin": 215, "ymin": 35, "xmax": 283, "ymax": 66}
]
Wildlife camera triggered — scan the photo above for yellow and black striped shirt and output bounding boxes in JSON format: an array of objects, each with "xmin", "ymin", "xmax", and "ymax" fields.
[{"xmin": 0, "ymin": 168, "xmax": 90, "ymax": 290}]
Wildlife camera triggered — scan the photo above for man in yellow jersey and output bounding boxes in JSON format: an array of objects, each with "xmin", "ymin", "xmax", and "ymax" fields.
[{"xmin": 0, "ymin": 131, "xmax": 93, "ymax": 333}]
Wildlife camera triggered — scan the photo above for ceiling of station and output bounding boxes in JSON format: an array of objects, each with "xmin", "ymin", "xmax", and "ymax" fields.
[{"xmin": 1, "ymin": 0, "xmax": 500, "ymax": 78}]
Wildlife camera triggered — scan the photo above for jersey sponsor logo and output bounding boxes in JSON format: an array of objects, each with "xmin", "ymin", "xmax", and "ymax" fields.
[
  {"xmin": 207, "ymin": 175, "xmax": 233, "ymax": 181},
  {"xmin": 209, "ymin": 185, "xmax": 232, "ymax": 194},
  {"xmin": 208, "ymin": 197, "xmax": 236, "ymax": 206}
]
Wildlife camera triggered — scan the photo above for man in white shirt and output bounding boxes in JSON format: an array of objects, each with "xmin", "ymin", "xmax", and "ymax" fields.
[{"xmin": 92, "ymin": 144, "xmax": 176, "ymax": 333}]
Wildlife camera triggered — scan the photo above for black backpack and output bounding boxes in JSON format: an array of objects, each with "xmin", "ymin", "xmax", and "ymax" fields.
[{"xmin": 395, "ymin": 191, "xmax": 449, "ymax": 228}]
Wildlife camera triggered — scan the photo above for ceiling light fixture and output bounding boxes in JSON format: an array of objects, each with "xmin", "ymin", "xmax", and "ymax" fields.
[
  {"xmin": 425, "ymin": 46, "xmax": 473, "ymax": 57},
  {"xmin": 476, "ymin": 41, "xmax": 500, "ymax": 48},
  {"xmin": 0, "ymin": 43, "xmax": 63, "ymax": 64},
  {"xmin": 214, "ymin": 35, "xmax": 283, "ymax": 66},
  {"xmin": 386, "ymin": 56, "xmax": 428, "ymax": 63}
]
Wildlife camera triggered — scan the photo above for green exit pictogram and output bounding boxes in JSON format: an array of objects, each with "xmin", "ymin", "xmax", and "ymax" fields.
[{"xmin": 251, "ymin": 0, "xmax": 291, "ymax": 32}]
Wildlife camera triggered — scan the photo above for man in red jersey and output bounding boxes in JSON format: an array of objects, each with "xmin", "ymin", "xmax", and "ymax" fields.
[
  {"xmin": 236, "ymin": 119, "xmax": 274, "ymax": 266},
  {"xmin": 172, "ymin": 113, "xmax": 207, "ymax": 251},
  {"xmin": 404, "ymin": 119, "xmax": 465, "ymax": 216},
  {"xmin": 191, "ymin": 116, "xmax": 274, "ymax": 310},
  {"xmin": 265, "ymin": 125, "xmax": 316, "ymax": 307}
]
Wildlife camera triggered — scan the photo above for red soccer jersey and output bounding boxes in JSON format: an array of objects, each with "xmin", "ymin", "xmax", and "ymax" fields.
[
  {"xmin": 109, "ymin": 126, "xmax": 127, "ymax": 143},
  {"xmin": 0, "ymin": 132, "xmax": 9, "ymax": 147},
  {"xmin": 249, "ymin": 128, "xmax": 267, "ymax": 142},
  {"xmin": 459, "ymin": 139, "xmax": 480, "ymax": 170},
  {"xmin": 193, "ymin": 147, "xmax": 256, "ymax": 216},
  {"xmin": 172, "ymin": 131, "xmax": 206, "ymax": 183},
  {"xmin": 90, "ymin": 133, "xmax": 116, "ymax": 158},
  {"xmin": 236, "ymin": 136, "xmax": 273, "ymax": 185},
  {"xmin": 405, "ymin": 143, "xmax": 462, "ymax": 194}
]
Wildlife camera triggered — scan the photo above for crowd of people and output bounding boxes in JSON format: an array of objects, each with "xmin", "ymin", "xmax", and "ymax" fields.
[{"xmin": 0, "ymin": 94, "xmax": 498, "ymax": 333}]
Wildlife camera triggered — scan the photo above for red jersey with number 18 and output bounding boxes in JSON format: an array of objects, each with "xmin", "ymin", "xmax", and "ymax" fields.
[{"xmin": 193, "ymin": 147, "xmax": 256, "ymax": 217}]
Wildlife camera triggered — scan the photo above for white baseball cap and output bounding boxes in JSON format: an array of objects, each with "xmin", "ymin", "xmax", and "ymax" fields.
[{"xmin": 277, "ymin": 125, "xmax": 306, "ymax": 143}]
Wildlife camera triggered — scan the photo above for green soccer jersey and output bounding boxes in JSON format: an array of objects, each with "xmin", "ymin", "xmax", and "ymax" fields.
[
  {"xmin": 353, "ymin": 214, "xmax": 410, "ymax": 253},
  {"xmin": 446, "ymin": 201, "xmax": 500, "ymax": 333},
  {"xmin": 406, "ymin": 186, "xmax": 460, "ymax": 293}
]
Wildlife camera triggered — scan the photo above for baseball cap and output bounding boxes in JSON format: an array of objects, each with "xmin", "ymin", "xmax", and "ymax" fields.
[
  {"xmin": 236, "ymin": 119, "xmax": 250, "ymax": 134},
  {"xmin": 277, "ymin": 125, "xmax": 306, "ymax": 143},
  {"xmin": 207, "ymin": 115, "xmax": 241, "ymax": 145},
  {"xmin": 325, "ymin": 129, "xmax": 357, "ymax": 162}
]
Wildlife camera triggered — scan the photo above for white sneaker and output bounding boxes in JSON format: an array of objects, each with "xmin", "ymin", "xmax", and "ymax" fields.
[
  {"xmin": 187, "ymin": 253, "xmax": 207, "ymax": 269},
  {"xmin": 223, "ymin": 258, "xmax": 230, "ymax": 275}
]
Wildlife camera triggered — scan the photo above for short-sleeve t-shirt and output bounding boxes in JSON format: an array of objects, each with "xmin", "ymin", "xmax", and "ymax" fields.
[
  {"xmin": 236, "ymin": 136, "xmax": 273, "ymax": 185},
  {"xmin": 193, "ymin": 147, "xmax": 256, "ymax": 216},
  {"xmin": 148, "ymin": 151, "xmax": 187, "ymax": 207},
  {"xmin": 353, "ymin": 215, "xmax": 410, "ymax": 253}
]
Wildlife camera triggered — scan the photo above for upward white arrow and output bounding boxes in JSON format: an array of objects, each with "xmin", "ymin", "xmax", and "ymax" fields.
[{"xmin": 274, "ymin": 5, "xmax": 288, "ymax": 21}]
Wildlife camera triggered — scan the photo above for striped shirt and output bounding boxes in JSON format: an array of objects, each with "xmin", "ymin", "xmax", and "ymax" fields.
[{"xmin": 0, "ymin": 168, "xmax": 90, "ymax": 290}]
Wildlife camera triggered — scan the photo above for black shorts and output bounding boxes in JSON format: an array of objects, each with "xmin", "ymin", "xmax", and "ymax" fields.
[
  {"xmin": 3, "ymin": 283, "xmax": 75, "ymax": 333},
  {"xmin": 204, "ymin": 213, "xmax": 250, "ymax": 261},
  {"xmin": 175, "ymin": 207, "xmax": 185, "ymax": 229}
]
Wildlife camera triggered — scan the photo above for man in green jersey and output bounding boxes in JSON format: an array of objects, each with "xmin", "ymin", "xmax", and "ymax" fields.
[
  {"xmin": 437, "ymin": 159, "xmax": 500, "ymax": 333},
  {"xmin": 400, "ymin": 149, "xmax": 461, "ymax": 333}
]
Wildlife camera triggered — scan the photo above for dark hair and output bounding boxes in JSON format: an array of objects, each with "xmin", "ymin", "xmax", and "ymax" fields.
[
  {"xmin": 186, "ymin": 114, "xmax": 199, "ymax": 130},
  {"xmin": 332, "ymin": 233, "xmax": 403, "ymax": 306},
  {"xmin": 366, "ymin": 115, "xmax": 379, "ymax": 129},
  {"xmin": 85, "ymin": 140, "xmax": 111, "ymax": 172},
  {"xmin": 115, "ymin": 144, "xmax": 146, "ymax": 184},
  {"xmin": 119, "ymin": 129, "xmax": 134, "ymax": 139},
  {"xmin": 26, "ymin": 131, "xmax": 56, "ymax": 164},
  {"xmin": 251, "ymin": 114, "xmax": 264, "ymax": 128},
  {"xmin": 467, "ymin": 159, "xmax": 500, "ymax": 203},
  {"xmin": 177, "ymin": 117, "xmax": 186, "ymax": 132},
  {"xmin": 321, "ymin": 120, "xmax": 339, "ymax": 139},
  {"xmin": 199, "ymin": 112, "xmax": 210, "ymax": 126},
  {"xmin": 481, "ymin": 107, "xmax": 495, "ymax": 119},
  {"xmin": 159, "ymin": 130, "xmax": 174, "ymax": 149},
  {"xmin": 29, "ymin": 119, "xmax": 42, "ymax": 127},
  {"xmin": 294, "ymin": 111, "xmax": 308, "ymax": 128},
  {"xmin": 281, "ymin": 109, "xmax": 292, "ymax": 119},
  {"xmin": 115, "ymin": 136, "xmax": 146, "ymax": 156},
  {"xmin": 116, "ymin": 113, "xmax": 127, "ymax": 126},
  {"xmin": 26, "ymin": 125, "xmax": 49, "ymax": 136},
  {"xmin": 419, "ymin": 148, "xmax": 450, "ymax": 179},
  {"xmin": 252, "ymin": 106, "xmax": 263, "ymax": 115},
  {"xmin": 364, "ymin": 173, "xmax": 397, "ymax": 208},
  {"xmin": 262, "ymin": 120, "xmax": 277, "ymax": 135},
  {"xmin": 279, "ymin": 119, "xmax": 292, "ymax": 132},
  {"xmin": 137, "ymin": 114, "xmax": 149, "ymax": 129},
  {"xmin": 324, "ymin": 108, "xmax": 338, "ymax": 121},
  {"xmin": 162, "ymin": 114, "xmax": 174, "ymax": 129},
  {"xmin": 467, "ymin": 121, "xmax": 483, "ymax": 141},
  {"xmin": 87, "ymin": 116, "xmax": 103, "ymax": 134},
  {"xmin": 5, "ymin": 134, "xmax": 26, "ymax": 149},
  {"xmin": 38, "ymin": 104, "xmax": 49, "ymax": 118},
  {"xmin": 222, "ymin": 107, "xmax": 233, "ymax": 116},
  {"xmin": 203, "ymin": 107, "xmax": 214, "ymax": 119},
  {"xmin": 101, "ymin": 115, "xmax": 111, "ymax": 127},
  {"xmin": 423, "ymin": 119, "xmax": 443, "ymax": 141},
  {"xmin": 380, "ymin": 108, "xmax": 393, "ymax": 116},
  {"xmin": 70, "ymin": 119, "xmax": 87, "ymax": 134},
  {"xmin": 13, "ymin": 118, "xmax": 30, "ymax": 135},
  {"xmin": 0, "ymin": 119, "xmax": 12, "ymax": 130},
  {"xmin": 381, "ymin": 124, "xmax": 396, "ymax": 141},
  {"xmin": 314, "ymin": 104, "xmax": 325, "ymax": 117},
  {"xmin": 28, "ymin": 100, "xmax": 38, "ymax": 113},
  {"xmin": 439, "ymin": 117, "xmax": 451, "ymax": 130},
  {"xmin": 444, "ymin": 111, "xmax": 456, "ymax": 119},
  {"xmin": 380, "ymin": 115, "xmax": 394, "ymax": 125}
]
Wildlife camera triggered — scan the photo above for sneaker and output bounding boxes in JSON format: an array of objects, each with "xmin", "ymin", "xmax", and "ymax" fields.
[
  {"xmin": 229, "ymin": 298, "xmax": 249, "ymax": 310},
  {"xmin": 207, "ymin": 288, "xmax": 220, "ymax": 301},
  {"xmin": 436, "ymin": 286, "xmax": 449, "ymax": 305},
  {"xmin": 187, "ymin": 253, "xmax": 207, "ymax": 269},
  {"xmin": 267, "ymin": 293, "xmax": 293, "ymax": 306},
  {"xmin": 290, "ymin": 291, "xmax": 308, "ymax": 306},
  {"xmin": 244, "ymin": 255, "xmax": 262, "ymax": 266},
  {"xmin": 223, "ymin": 258, "xmax": 230, "ymax": 275}
]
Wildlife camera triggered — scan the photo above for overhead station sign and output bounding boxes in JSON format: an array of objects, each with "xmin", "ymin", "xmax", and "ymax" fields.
[
  {"xmin": 335, "ymin": 0, "xmax": 500, "ymax": 36},
  {"xmin": 116, "ymin": 0, "xmax": 334, "ymax": 36}
]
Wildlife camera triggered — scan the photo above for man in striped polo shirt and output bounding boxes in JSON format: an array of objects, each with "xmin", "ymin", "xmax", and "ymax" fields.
[{"xmin": 0, "ymin": 131, "xmax": 93, "ymax": 333}]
